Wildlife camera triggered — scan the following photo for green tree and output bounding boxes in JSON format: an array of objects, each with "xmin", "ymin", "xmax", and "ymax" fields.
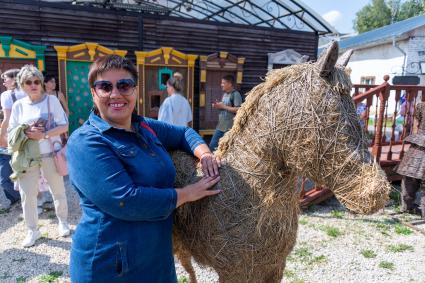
[
  {"xmin": 353, "ymin": 0, "xmax": 425, "ymax": 34},
  {"xmin": 354, "ymin": 0, "xmax": 392, "ymax": 33},
  {"xmin": 398, "ymin": 0, "xmax": 425, "ymax": 20}
]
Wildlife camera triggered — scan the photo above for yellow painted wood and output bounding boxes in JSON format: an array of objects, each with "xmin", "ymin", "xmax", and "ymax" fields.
[
  {"xmin": 238, "ymin": 57, "xmax": 245, "ymax": 64},
  {"xmin": 10, "ymin": 45, "xmax": 36, "ymax": 58},
  {"xmin": 0, "ymin": 45, "xmax": 5, "ymax": 57},
  {"xmin": 199, "ymin": 129, "xmax": 215, "ymax": 136},
  {"xmin": 237, "ymin": 71, "xmax": 243, "ymax": 84},
  {"xmin": 37, "ymin": 59, "xmax": 45, "ymax": 71},
  {"xmin": 219, "ymin": 51, "xmax": 228, "ymax": 59},
  {"xmin": 201, "ymin": 70, "xmax": 206, "ymax": 82},
  {"xmin": 200, "ymin": 92, "xmax": 206, "ymax": 107}
]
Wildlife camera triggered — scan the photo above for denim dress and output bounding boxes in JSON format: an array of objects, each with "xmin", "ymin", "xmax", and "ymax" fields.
[{"xmin": 67, "ymin": 112, "xmax": 203, "ymax": 283}]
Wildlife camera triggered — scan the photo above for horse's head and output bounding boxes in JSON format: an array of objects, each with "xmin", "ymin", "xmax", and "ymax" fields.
[
  {"xmin": 279, "ymin": 41, "xmax": 390, "ymax": 214},
  {"xmin": 217, "ymin": 41, "xmax": 389, "ymax": 214}
]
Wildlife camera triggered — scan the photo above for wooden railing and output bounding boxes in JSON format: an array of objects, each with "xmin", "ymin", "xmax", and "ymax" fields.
[{"xmin": 352, "ymin": 75, "xmax": 425, "ymax": 165}]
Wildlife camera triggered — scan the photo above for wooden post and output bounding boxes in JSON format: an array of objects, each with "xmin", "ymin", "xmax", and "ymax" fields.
[{"xmin": 372, "ymin": 75, "xmax": 390, "ymax": 162}]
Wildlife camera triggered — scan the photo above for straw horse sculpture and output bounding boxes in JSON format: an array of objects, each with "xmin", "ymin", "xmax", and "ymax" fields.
[{"xmin": 172, "ymin": 41, "xmax": 390, "ymax": 283}]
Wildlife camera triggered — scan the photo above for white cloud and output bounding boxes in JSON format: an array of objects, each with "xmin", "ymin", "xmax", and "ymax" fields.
[{"xmin": 322, "ymin": 10, "xmax": 342, "ymax": 26}]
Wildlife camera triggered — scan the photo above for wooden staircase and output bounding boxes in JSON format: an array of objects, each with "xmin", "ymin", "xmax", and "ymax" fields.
[{"xmin": 300, "ymin": 75, "xmax": 425, "ymax": 208}]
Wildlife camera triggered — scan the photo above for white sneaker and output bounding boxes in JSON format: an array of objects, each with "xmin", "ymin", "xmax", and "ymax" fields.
[
  {"xmin": 22, "ymin": 230, "xmax": 41, "ymax": 248},
  {"xmin": 58, "ymin": 221, "xmax": 70, "ymax": 237}
]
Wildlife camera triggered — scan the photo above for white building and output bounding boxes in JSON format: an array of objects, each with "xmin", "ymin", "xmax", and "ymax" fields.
[{"xmin": 338, "ymin": 14, "xmax": 425, "ymax": 86}]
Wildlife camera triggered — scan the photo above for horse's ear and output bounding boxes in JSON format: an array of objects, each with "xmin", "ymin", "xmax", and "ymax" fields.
[
  {"xmin": 336, "ymin": 49, "xmax": 353, "ymax": 67},
  {"xmin": 317, "ymin": 41, "xmax": 339, "ymax": 78}
]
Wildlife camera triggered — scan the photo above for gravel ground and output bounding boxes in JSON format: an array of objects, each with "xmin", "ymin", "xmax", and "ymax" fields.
[{"xmin": 1, "ymin": 181, "xmax": 424, "ymax": 283}]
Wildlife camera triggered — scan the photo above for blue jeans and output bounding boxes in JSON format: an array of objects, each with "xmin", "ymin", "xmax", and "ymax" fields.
[
  {"xmin": 209, "ymin": 129, "xmax": 225, "ymax": 151},
  {"xmin": 0, "ymin": 154, "xmax": 20, "ymax": 204}
]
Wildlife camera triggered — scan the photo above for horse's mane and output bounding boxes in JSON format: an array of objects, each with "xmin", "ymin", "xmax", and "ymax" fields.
[{"xmin": 216, "ymin": 63, "xmax": 352, "ymax": 158}]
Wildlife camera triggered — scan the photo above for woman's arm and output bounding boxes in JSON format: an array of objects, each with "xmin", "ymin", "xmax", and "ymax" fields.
[{"xmin": 58, "ymin": 92, "xmax": 69, "ymax": 115}]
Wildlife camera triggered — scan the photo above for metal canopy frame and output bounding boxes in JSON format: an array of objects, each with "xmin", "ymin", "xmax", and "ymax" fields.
[{"xmin": 69, "ymin": 0, "xmax": 337, "ymax": 35}]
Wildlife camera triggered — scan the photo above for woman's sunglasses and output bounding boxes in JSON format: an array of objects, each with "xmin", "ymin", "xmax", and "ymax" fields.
[
  {"xmin": 93, "ymin": 79, "xmax": 136, "ymax": 97},
  {"xmin": 25, "ymin": 80, "xmax": 41, "ymax": 86}
]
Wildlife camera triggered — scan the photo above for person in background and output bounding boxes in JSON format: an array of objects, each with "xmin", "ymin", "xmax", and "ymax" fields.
[
  {"xmin": 0, "ymin": 69, "xmax": 25, "ymax": 209},
  {"xmin": 396, "ymin": 101, "xmax": 425, "ymax": 219},
  {"xmin": 43, "ymin": 72, "xmax": 69, "ymax": 115},
  {"xmin": 67, "ymin": 55, "xmax": 221, "ymax": 282},
  {"xmin": 158, "ymin": 75, "xmax": 192, "ymax": 126},
  {"xmin": 209, "ymin": 74, "xmax": 243, "ymax": 151},
  {"xmin": 8, "ymin": 65, "xmax": 70, "ymax": 247}
]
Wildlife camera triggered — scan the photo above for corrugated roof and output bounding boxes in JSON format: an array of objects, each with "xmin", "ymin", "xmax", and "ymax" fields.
[
  {"xmin": 64, "ymin": 0, "xmax": 337, "ymax": 34},
  {"xmin": 339, "ymin": 14, "xmax": 425, "ymax": 51}
]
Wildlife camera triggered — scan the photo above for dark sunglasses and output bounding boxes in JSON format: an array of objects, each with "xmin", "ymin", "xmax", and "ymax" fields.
[
  {"xmin": 25, "ymin": 80, "xmax": 41, "ymax": 86},
  {"xmin": 93, "ymin": 79, "xmax": 136, "ymax": 97}
]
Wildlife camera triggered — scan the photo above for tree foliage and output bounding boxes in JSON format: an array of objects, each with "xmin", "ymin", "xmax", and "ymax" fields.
[{"xmin": 354, "ymin": 0, "xmax": 425, "ymax": 34}]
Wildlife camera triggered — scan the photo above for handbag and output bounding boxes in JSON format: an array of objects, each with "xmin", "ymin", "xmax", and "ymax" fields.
[{"xmin": 46, "ymin": 96, "xmax": 68, "ymax": 176}]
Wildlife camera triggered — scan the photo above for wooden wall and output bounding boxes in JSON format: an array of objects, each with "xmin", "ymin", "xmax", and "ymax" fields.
[
  {"xmin": 0, "ymin": 0, "xmax": 318, "ymax": 129},
  {"xmin": 142, "ymin": 15, "xmax": 318, "ymax": 94},
  {"xmin": 0, "ymin": 0, "xmax": 141, "ymax": 74}
]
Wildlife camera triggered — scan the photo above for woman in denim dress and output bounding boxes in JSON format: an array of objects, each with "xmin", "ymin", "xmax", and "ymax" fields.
[{"xmin": 67, "ymin": 55, "xmax": 221, "ymax": 282}]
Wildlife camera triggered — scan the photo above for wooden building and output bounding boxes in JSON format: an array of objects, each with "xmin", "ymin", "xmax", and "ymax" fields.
[
  {"xmin": 0, "ymin": 0, "xmax": 336, "ymax": 132},
  {"xmin": 0, "ymin": 36, "xmax": 46, "ymax": 93}
]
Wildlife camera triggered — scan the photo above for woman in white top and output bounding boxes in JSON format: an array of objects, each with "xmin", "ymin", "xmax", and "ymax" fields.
[
  {"xmin": 158, "ymin": 76, "xmax": 192, "ymax": 126},
  {"xmin": 8, "ymin": 65, "xmax": 70, "ymax": 247}
]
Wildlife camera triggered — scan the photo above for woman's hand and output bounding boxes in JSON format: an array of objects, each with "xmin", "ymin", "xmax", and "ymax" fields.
[
  {"xmin": 175, "ymin": 176, "xmax": 221, "ymax": 208},
  {"xmin": 25, "ymin": 126, "xmax": 45, "ymax": 140},
  {"xmin": 200, "ymin": 152, "xmax": 220, "ymax": 177}
]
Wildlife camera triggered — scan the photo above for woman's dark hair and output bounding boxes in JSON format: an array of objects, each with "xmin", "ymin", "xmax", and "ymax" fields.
[
  {"xmin": 42, "ymin": 71, "xmax": 56, "ymax": 84},
  {"xmin": 88, "ymin": 55, "xmax": 138, "ymax": 87},
  {"xmin": 166, "ymin": 77, "xmax": 183, "ymax": 92}
]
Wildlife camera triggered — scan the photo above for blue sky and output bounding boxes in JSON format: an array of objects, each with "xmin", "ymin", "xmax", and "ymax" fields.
[{"xmin": 301, "ymin": 0, "xmax": 372, "ymax": 34}]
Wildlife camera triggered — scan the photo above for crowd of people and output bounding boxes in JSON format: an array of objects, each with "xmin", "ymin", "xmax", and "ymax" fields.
[
  {"xmin": 0, "ymin": 65, "xmax": 70, "ymax": 247},
  {"xmin": 0, "ymin": 56, "xmax": 234, "ymax": 281}
]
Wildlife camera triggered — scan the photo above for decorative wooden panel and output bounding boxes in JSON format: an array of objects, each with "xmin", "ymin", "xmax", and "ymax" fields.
[
  {"xmin": 54, "ymin": 42, "xmax": 127, "ymax": 132},
  {"xmin": 0, "ymin": 36, "xmax": 46, "ymax": 93},
  {"xmin": 135, "ymin": 47, "xmax": 198, "ymax": 119},
  {"xmin": 198, "ymin": 52, "xmax": 244, "ymax": 135}
]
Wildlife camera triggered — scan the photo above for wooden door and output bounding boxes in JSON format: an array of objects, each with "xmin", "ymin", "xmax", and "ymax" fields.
[
  {"xmin": 66, "ymin": 61, "xmax": 92, "ymax": 132},
  {"xmin": 200, "ymin": 70, "xmax": 235, "ymax": 130},
  {"xmin": 0, "ymin": 58, "xmax": 35, "ymax": 93}
]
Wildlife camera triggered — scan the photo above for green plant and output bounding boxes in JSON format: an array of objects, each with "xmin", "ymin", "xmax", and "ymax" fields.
[
  {"xmin": 298, "ymin": 218, "xmax": 308, "ymax": 225},
  {"xmin": 290, "ymin": 279, "xmax": 305, "ymax": 283},
  {"xmin": 394, "ymin": 224, "xmax": 413, "ymax": 235},
  {"xmin": 330, "ymin": 210, "xmax": 344, "ymax": 219},
  {"xmin": 324, "ymin": 226, "xmax": 342, "ymax": 238},
  {"xmin": 16, "ymin": 277, "xmax": 26, "ymax": 283},
  {"xmin": 0, "ymin": 208, "xmax": 8, "ymax": 214},
  {"xmin": 388, "ymin": 244, "xmax": 414, "ymax": 253},
  {"xmin": 379, "ymin": 261, "xmax": 395, "ymax": 270},
  {"xmin": 293, "ymin": 247, "xmax": 312, "ymax": 260},
  {"xmin": 178, "ymin": 276, "xmax": 188, "ymax": 283},
  {"xmin": 310, "ymin": 255, "xmax": 327, "ymax": 264},
  {"xmin": 361, "ymin": 249, "xmax": 377, "ymax": 258},
  {"xmin": 38, "ymin": 271, "xmax": 63, "ymax": 283},
  {"xmin": 376, "ymin": 222, "xmax": 391, "ymax": 235},
  {"xmin": 283, "ymin": 269, "xmax": 296, "ymax": 278}
]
